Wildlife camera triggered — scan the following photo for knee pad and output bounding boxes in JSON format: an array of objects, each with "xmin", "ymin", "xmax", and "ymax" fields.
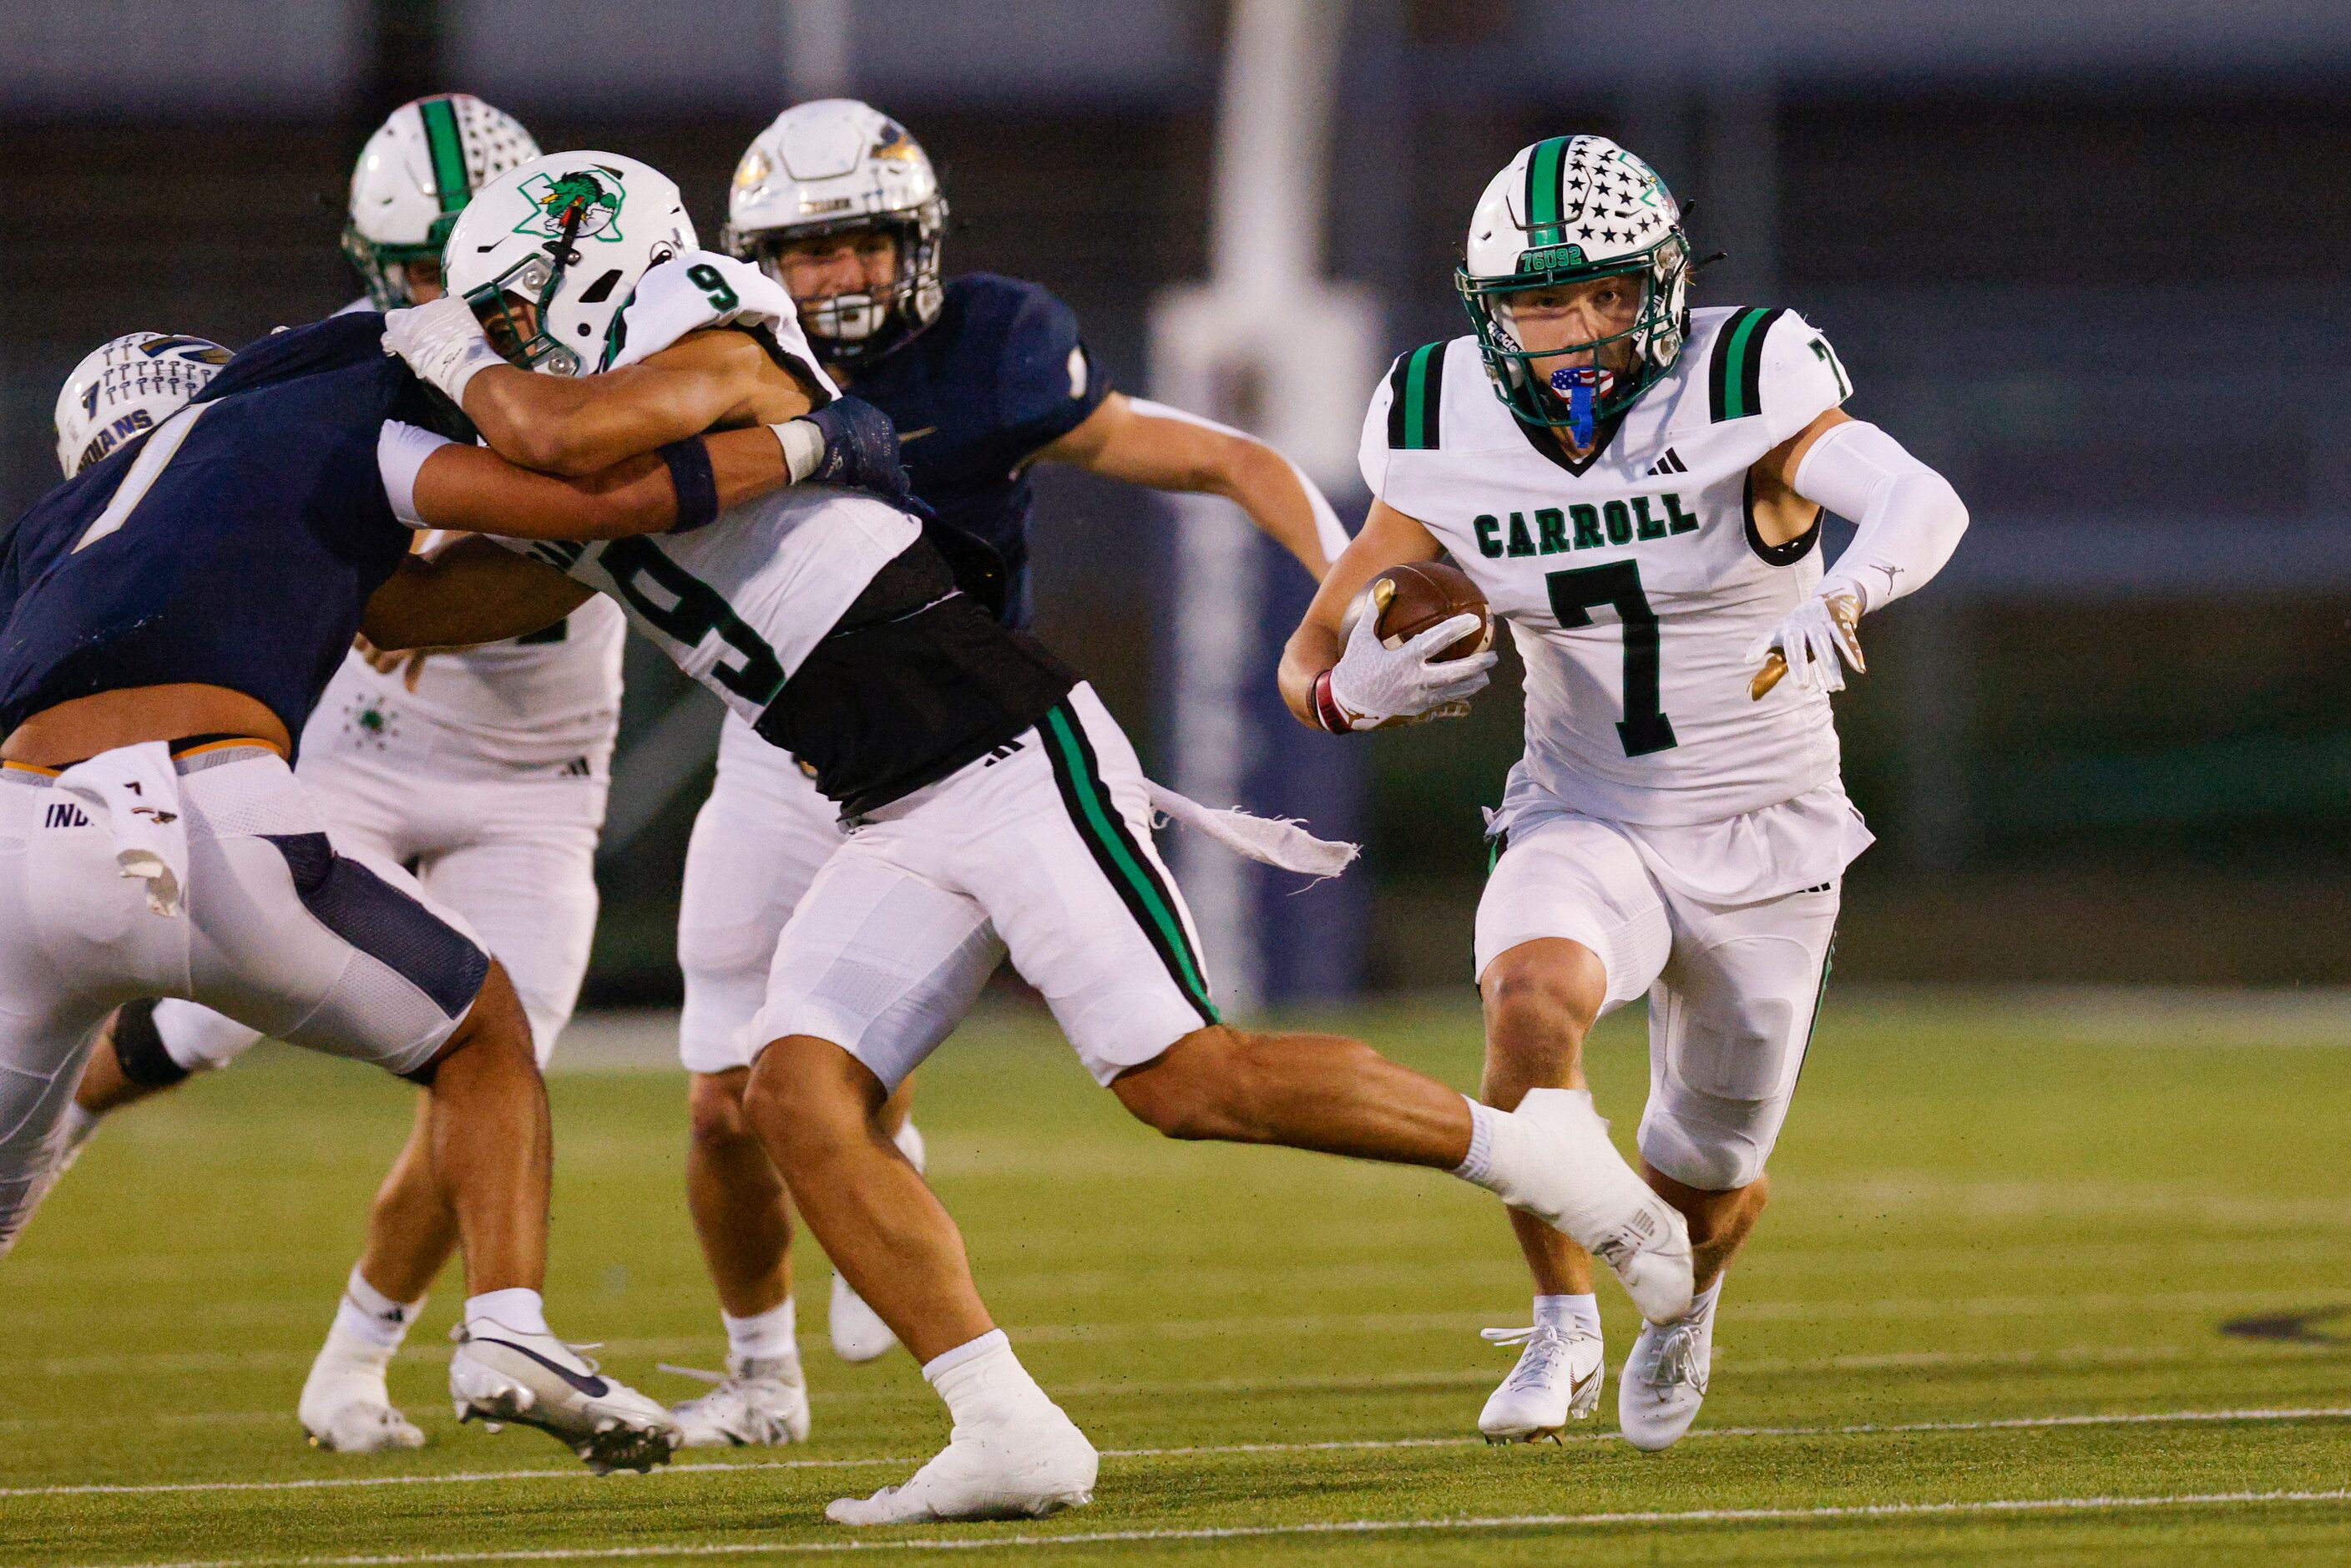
[
  {"xmin": 111, "ymin": 1000, "xmax": 192, "ymax": 1089},
  {"xmin": 1638, "ymin": 1097, "xmax": 1771, "ymax": 1191}
]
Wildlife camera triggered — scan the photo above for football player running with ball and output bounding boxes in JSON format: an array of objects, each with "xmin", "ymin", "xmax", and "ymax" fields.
[
  {"xmin": 664, "ymin": 98, "xmax": 1352, "ymax": 1442},
  {"xmin": 53, "ymin": 94, "xmax": 635, "ymax": 1456},
  {"xmin": 1282, "ymin": 137, "xmax": 1967, "ymax": 1450}
]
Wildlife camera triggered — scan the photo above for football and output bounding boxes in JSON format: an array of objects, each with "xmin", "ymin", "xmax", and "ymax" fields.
[{"xmin": 1368, "ymin": 559, "xmax": 1494, "ymax": 661}]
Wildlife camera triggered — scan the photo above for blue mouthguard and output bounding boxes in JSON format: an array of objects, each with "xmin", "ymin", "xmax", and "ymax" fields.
[{"xmin": 1550, "ymin": 366, "xmax": 1598, "ymax": 445}]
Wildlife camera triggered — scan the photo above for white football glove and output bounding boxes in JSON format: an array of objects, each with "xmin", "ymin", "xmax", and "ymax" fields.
[
  {"xmin": 382, "ymin": 296, "xmax": 508, "ymax": 407},
  {"xmin": 1327, "ymin": 608, "xmax": 1497, "ymax": 730},
  {"xmin": 1747, "ymin": 589, "xmax": 1863, "ymax": 699}
]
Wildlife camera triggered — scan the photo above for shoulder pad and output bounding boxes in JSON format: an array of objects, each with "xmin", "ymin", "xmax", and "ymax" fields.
[
  {"xmin": 1702, "ymin": 306, "xmax": 1787, "ymax": 424},
  {"xmin": 1701, "ymin": 306, "xmax": 1852, "ymax": 444},
  {"xmin": 196, "ymin": 313, "xmax": 381, "ymax": 403},
  {"xmin": 1384, "ymin": 341, "xmax": 1451, "ymax": 451},
  {"xmin": 603, "ymin": 253, "xmax": 821, "ymax": 376}
]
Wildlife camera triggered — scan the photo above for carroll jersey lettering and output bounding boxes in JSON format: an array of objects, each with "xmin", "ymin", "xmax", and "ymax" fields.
[
  {"xmin": 1361, "ymin": 306, "xmax": 1852, "ymax": 826},
  {"xmin": 843, "ymin": 274, "xmax": 1108, "ymax": 627}
]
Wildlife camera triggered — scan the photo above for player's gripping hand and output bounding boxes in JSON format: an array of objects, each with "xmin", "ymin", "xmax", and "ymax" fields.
[
  {"xmin": 1323, "ymin": 609, "xmax": 1498, "ymax": 731},
  {"xmin": 790, "ymin": 395, "xmax": 913, "ymax": 508},
  {"xmin": 1747, "ymin": 589, "xmax": 1864, "ymax": 700},
  {"xmin": 382, "ymin": 297, "xmax": 508, "ymax": 407}
]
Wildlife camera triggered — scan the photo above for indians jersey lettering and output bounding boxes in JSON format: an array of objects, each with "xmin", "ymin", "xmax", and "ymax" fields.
[{"xmin": 1361, "ymin": 306, "xmax": 1851, "ymax": 826}]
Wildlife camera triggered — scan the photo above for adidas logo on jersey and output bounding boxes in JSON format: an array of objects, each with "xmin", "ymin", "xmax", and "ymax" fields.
[{"xmin": 1645, "ymin": 448, "xmax": 1688, "ymax": 477}]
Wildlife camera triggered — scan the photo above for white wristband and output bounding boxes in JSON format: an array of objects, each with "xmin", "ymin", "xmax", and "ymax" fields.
[{"xmin": 771, "ymin": 419, "xmax": 824, "ymax": 483}]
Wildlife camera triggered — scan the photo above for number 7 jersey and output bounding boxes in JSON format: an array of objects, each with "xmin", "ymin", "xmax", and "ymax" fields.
[{"xmin": 1360, "ymin": 306, "xmax": 1853, "ymax": 827}]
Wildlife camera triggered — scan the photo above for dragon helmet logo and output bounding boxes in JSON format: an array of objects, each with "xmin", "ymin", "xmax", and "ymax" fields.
[{"xmin": 513, "ymin": 168, "xmax": 625, "ymax": 244}]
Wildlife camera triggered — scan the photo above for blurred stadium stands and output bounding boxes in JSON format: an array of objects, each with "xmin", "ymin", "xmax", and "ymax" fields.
[{"xmin": 4, "ymin": 0, "xmax": 2346, "ymax": 995}]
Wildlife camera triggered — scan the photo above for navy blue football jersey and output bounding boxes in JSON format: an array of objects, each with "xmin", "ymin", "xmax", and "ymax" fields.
[
  {"xmin": 0, "ymin": 313, "xmax": 450, "ymax": 748},
  {"xmin": 842, "ymin": 274, "xmax": 1108, "ymax": 628}
]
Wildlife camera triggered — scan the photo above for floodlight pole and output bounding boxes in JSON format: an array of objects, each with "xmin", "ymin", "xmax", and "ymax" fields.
[{"xmin": 1152, "ymin": 0, "xmax": 1380, "ymax": 1012}]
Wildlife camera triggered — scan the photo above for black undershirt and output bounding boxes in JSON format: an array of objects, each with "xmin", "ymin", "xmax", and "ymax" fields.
[{"xmin": 754, "ymin": 539, "xmax": 1075, "ymax": 817}]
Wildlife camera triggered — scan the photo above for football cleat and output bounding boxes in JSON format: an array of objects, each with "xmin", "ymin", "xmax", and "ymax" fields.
[
  {"xmin": 662, "ymin": 1353, "xmax": 811, "ymax": 1447},
  {"xmin": 1619, "ymin": 1310, "xmax": 1714, "ymax": 1451},
  {"xmin": 826, "ymin": 1409, "xmax": 1097, "ymax": 1525},
  {"xmin": 1506, "ymin": 1089, "xmax": 1695, "ymax": 1323},
  {"xmin": 447, "ymin": 1321, "xmax": 680, "ymax": 1474},
  {"xmin": 1477, "ymin": 1323, "xmax": 1604, "ymax": 1443}
]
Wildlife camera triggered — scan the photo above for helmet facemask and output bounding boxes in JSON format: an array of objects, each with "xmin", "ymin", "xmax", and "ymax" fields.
[
  {"xmin": 1459, "ymin": 232, "xmax": 1689, "ymax": 444},
  {"xmin": 342, "ymin": 213, "xmax": 456, "ymax": 311},
  {"xmin": 459, "ymin": 197, "xmax": 604, "ymax": 377},
  {"xmin": 734, "ymin": 202, "xmax": 946, "ymax": 367}
]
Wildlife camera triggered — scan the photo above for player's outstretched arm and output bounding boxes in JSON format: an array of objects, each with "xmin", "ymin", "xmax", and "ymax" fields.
[
  {"xmin": 407, "ymin": 425, "xmax": 789, "ymax": 541},
  {"xmin": 1035, "ymin": 394, "xmax": 1350, "ymax": 578},
  {"xmin": 1277, "ymin": 498, "xmax": 1447, "ymax": 730},
  {"xmin": 361, "ymin": 536, "xmax": 593, "ymax": 652},
  {"xmin": 461, "ymin": 332, "xmax": 808, "ymax": 478}
]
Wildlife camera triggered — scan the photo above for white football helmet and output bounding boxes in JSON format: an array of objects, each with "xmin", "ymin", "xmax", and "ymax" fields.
[
  {"xmin": 1455, "ymin": 135, "xmax": 1691, "ymax": 434},
  {"xmin": 53, "ymin": 331, "xmax": 232, "ymax": 478},
  {"xmin": 344, "ymin": 94, "xmax": 542, "ymax": 310},
  {"xmin": 720, "ymin": 99, "xmax": 948, "ymax": 365},
  {"xmin": 441, "ymin": 151, "xmax": 697, "ymax": 377}
]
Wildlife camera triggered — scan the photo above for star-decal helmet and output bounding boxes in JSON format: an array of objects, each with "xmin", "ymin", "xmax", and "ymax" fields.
[
  {"xmin": 442, "ymin": 151, "xmax": 698, "ymax": 377},
  {"xmin": 720, "ymin": 99, "xmax": 948, "ymax": 366},
  {"xmin": 1455, "ymin": 135, "xmax": 1691, "ymax": 436},
  {"xmin": 53, "ymin": 331, "xmax": 232, "ymax": 478},
  {"xmin": 344, "ymin": 94, "xmax": 542, "ymax": 310}
]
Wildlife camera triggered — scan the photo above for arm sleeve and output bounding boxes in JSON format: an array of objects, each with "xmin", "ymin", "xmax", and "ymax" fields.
[
  {"xmin": 377, "ymin": 420, "xmax": 457, "ymax": 529},
  {"xmin": 995, "ymin": 286, "xmax": 1110, "ymax": 458},
  {"xmin": 1758, "ymin": 311, "xmax": 1854, "ymax": 447},
  {"xmin": 1792, "ymin": 419, "xmax": 1968, "ymax": 614},
  {"xmin": 1124, "ymin": 397, "xmax": 1352, "ymax": 563}
]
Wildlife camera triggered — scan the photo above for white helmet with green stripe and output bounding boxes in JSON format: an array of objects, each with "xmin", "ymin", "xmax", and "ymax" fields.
[
  {"xmin": 442, "ymin": 152, "xmax": 699, "ymax": 377},
  {"xmin": 1455, "ymin": 134, "xmax": 1691, "ymax": 437},
  {"xmin": 344, "ymin": 94, "xmax": 542, "ymax": 310}
]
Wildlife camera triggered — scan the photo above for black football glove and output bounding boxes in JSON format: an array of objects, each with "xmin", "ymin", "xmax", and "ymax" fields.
[{"xmin": 802, "ymin": 395, "xmax": 913, "ymax": 508}]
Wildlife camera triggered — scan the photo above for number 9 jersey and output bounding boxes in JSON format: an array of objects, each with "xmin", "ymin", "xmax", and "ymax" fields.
[{"xmin": 1360, "ymin": 306, "xmax": 1853, "ymax": 828}]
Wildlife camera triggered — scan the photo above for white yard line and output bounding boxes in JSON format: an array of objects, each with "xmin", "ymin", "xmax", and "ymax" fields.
[
  {"xmin": 77, "ymin": 1488, "xmax": 2351, "ymax": 1568},
  {"xmin": 8, "ymin": 1405, "xmax": 2344, "ymax": 1502}
]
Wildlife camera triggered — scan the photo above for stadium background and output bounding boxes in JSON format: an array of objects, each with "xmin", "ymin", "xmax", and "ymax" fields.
[{"xmin": 5, "ymin": 0, "xmax": 2348, "ymax": 1006}]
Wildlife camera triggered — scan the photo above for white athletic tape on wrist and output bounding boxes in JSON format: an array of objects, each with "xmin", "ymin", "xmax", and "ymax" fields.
[{"xmin": 771, "ymin": 420, "xmax": 825, "ymax": 483}]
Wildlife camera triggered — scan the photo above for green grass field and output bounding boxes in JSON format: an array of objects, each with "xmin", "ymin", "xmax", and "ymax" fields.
[{"xmin": 5, "ymin": 991, "xmax": 2348, "ymax": 1565}]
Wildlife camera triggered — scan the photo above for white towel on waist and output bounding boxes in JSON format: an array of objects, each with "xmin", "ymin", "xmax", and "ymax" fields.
[
  {"xmin": 1145, "ymin": 781, "xmax": 1358, "ymax": 881},
  {"xmin": 55, "ymin": 741, "xmax": 188, "ymax": 917}
]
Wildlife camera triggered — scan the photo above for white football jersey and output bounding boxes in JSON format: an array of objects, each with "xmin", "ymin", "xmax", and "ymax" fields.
[
  {"xmin": 499, "ymin": 252, "xmax": 919, "ymax": 727},
  {"xmin": 1361, "ymin": 306, "xmax": 1852, "ymax": 827}
]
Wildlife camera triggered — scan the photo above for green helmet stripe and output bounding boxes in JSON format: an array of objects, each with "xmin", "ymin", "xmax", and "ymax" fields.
[
  {"xmin": 1524, "ymin": 137, "xmax": 1572, "ymax": 249},
  {"xmin": 417, "ymin": 96, "xmax": 471, "ymax": 212}
]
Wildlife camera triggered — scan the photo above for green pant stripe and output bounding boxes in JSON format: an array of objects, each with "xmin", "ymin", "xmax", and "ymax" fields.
[
  {"xmin": 1041, "ymin": 706, "xmax": 1216, "ymax": 1019},
  {"xmin": 417, "ymin": 96, "xmax": 470, "ymax": 211}
]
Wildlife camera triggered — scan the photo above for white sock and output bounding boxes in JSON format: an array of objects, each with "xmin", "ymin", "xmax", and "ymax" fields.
[
  {"xmin": 1451, "ymin": 1096, "xmax": 1499, "ymax": 1185},
  {"xmin": 1454, "ymin": 1089, "xmax": 1607, "ymax": 1206},
  {"xmin": 724, "ymin": 1297, "xmax": 798, "ymax": 1363},
  {"xmin": 60, "ymin": 1104, "xmax": 100, "ymax": 1156},
  {"xmin": 1533, "ymin": 1292, "xmax": 1601, "ymax": 1340},
  {"xmin": 892, "ymin": 1117, "xmax": 927, "ymax": 1174},
  {"xmin": 1684, "ymin": 1276, "xmax": 1724, "ymax": 1328},
  {"xmin": 463, "ymin": 1287, "xmax": 549, "ymax": 1338},
  {"xmin": 330, "ymin": 1266, "xmax": 422, "ymax": 1355},
  {"xmin": 923, "ymin": 1329, "xmax": 1055, "ymax": 1429}
]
